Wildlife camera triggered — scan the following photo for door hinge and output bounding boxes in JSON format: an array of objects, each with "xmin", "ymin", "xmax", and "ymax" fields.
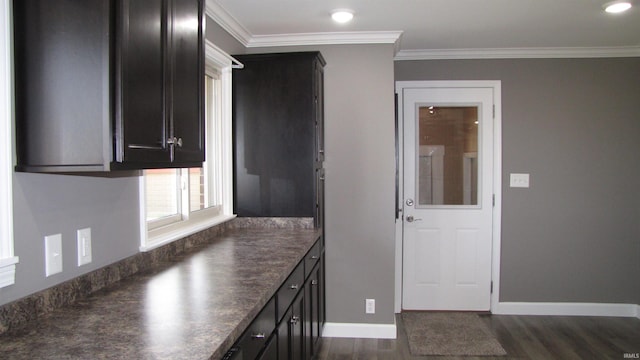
[
  {"xmin": 492, "ymin": 104, "xmax": 495, "ymax": 119},
  {"xmin": 492, "ymin": 194, "xmax": 495, "ymax": 207},
  {"xmin": 490, "ymin": 281, "xmax": 493, "ymax": 294}
]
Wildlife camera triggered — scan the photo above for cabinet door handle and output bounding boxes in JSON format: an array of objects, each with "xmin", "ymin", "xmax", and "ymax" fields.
[
  {"xmin": 167, "ymin": 137, "xmax": 183, "ymax": 148},
  {"xmin": 251, "ymin": 333, "xmax": 266, "ymax": 339},
  {"xmin": 290, "ymin": 316, "xmax": 300, "ymax": 325},
  {"xmin": 311, "ymin": 280, "xmax": 318, "ymax": 286},
  {"xmin": 290, "ymin": 284, "xmax": 299, "ymax": 290}
]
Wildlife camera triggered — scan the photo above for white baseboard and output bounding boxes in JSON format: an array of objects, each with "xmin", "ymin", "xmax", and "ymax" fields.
[
  {"xmin": 494, "ymin": 302, "xmax": 640, "ymax": 318},
  {"xmin": 322, "ymin": 322, "xmax": 397, "ymax": 339}
]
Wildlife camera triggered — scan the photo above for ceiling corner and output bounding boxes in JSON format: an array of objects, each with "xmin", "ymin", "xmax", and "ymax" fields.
[{"xmin": 205, "ymin": 0, "xmax": 252, "ymax": 47}]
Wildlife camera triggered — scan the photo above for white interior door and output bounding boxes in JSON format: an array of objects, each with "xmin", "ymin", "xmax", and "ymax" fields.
[{"xmin": 401, "ymin": 84, "xmax": 494, "ymax": 311}]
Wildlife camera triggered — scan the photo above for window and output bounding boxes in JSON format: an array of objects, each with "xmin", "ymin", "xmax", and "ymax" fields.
[
  {"xmin": 0, "ymin": 0, "xmax": 19, "ymax": 287},
  {"xmin": 139, "ymin": 40, "xmax": 235, "ymax": 251}
]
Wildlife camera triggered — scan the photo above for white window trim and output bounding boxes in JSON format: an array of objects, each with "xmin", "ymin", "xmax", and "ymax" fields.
[
  {"xmin": 0, "ymin": 0, "xmax": 19, "ymax": 287},
  {"xmin": 139, "ymin": 40, "xmax": 235, "ymax": 252}
]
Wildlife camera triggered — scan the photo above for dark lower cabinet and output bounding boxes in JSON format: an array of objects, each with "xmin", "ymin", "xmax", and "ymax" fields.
[
  {"xmin": 304, "ymin": 263, "xmax": 320, "ymax": 359},
  {"xmin": 278, "ymin": 293, "xmax": 304, "ymax": 360},
  {"xmin": 259, "ymin": 336, "xmax": 278, "ymax": 360},
  {"xmin": 233, "ymin": 298, "xmax": 276, "ymax": 360},
  {"xmin": 319, "ymin": 250, "xmax": 326, "ymax": 336},
  {"xmin": 224, "ymin": 236, "xmax": 325, "ymax": 360}
]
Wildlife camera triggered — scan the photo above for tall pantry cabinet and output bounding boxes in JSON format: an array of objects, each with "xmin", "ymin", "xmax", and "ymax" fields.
[
  {"xmin": 229, "ymin": 51, "xmax": 328, "ymax": 360},
  {"xmin": 232, "ymin": 52, "xmax": 325, "ymax": 229}
]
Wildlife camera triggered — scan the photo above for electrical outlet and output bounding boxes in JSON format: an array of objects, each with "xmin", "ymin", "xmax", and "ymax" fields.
[
  {"xmin": 77, "ymin": 228, "xmax": 92, "ymax": 266},
  {"xmin": 45, "ymin": 234, "xmax": 63, "ymax": 277},
  {"xmin": 365, "ymin": 299, "xmax": 375, "ymax": 314}
]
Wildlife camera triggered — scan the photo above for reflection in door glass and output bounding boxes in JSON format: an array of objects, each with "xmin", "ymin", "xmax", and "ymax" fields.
[{"xmin": 417, "ymin": 105, "xmax": 479, "ymax": 206}]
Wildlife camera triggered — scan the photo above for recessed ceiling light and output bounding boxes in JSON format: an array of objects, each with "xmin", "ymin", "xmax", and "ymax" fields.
[
  {"xmin": 331, "ymin": 9, "xmax": 354, "ymax": 23},
  {"xmin": 604, "ymin": 1, "xmax": 632, "ymax": 13}
]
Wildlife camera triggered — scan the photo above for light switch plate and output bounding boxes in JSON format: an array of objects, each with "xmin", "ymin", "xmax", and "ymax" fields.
[
  {"xmin": 77, "ymin": 228, "xmax": 92, "ymax": 266},
  {"xmin": 45, "ymin": 234, "xmax": 63, "ymax": 277},
  {"xmin": 510, "ymin": 173, "xmax": 530, "ymax": 188}
]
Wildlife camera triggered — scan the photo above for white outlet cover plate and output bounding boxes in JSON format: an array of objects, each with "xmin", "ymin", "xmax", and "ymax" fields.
[
  {"xmin": 510, "ymin": 173, "xmax": 530, "ymax": 188},
  {"xmin": 77, "ymin": 228, "xmax": 92, "ymax": 266},
  {"xmin": 365, "ymin": 299, "xmax": 375, "ymax": 314},
  {"xmin": 45, "ymin": 234, "xmax": 63, "ymax": 277}
]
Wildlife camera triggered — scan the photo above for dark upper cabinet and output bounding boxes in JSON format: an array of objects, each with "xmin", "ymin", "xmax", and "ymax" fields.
[
  {"xmin": 13, "ymin": 0, "xmax": 205, "ymax": 172},
  {"xmin": 168, "ymin": 0, "xmax": 205, "ymax": 164},
  {"xmin": 232, "ymin": 52, "xmax": 325, "ymax": 218}
]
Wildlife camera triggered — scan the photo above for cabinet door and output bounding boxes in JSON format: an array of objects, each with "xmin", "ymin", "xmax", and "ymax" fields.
[
  {"xmin": 116, "ymin": 0, "xmax": 170, "ymax": 164},
  {"xmin": 170, "ymin": 0, "xmax": 205, "ymax": 164},
  {"xmin": 304, "ymin": 263, "xmax": 320, "ymax": 359},
  {"xmin": 14, "ymin": 0, "xmax": 113, "ymax": 171},
  {"xmin": 315, "ymin": 168, "xmax": 325, "ymax": 229},
  {"xmin": 258, "ymin": 335, "xmax": 278, "ymax": 360},
  {"xmin": 277, "ymin": 293, "xmax": 305, "ymax": 360},
  {"xmin": 291, "ymin": 294, "xmax": 305, "ymax": 360},
  {"xmin": 277, "ymin": 313, "xmax": 289, "ymax": 360},
  {"xmin": 319, "ymin": 250, "xmax": 326, "ymax": 336}
]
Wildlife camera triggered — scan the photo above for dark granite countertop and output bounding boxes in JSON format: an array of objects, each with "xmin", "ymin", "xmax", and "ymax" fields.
[{"xmin": 0, "ymin": 227, "xmax": 322, "ymax": 359}]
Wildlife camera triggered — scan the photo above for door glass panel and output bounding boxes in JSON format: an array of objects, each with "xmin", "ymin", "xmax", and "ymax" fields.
[{"xmin": 417, "ymin": 105, "xmax": 479, "ymax": 206}]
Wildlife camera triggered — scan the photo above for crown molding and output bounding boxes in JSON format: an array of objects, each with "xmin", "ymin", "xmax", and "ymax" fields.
[
  {"xmin": 247, "ymin": 31, "xmax": 403, "ymax": 48},
  {"xmin": 205, "ymin": 1, "xmax": 251, "ymax": 46},
  {"xmin": 395, "ymin": 46, "xmax": 640, "ymax": 60}
]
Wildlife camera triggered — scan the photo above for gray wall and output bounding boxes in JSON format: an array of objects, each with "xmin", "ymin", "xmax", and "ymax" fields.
[
  {"xmin": 245, "ymin": 44, "xmax": 397, "ymax": 324},
  {"xmin": 2, "ymin": 173, "xmax": 141, "ymax": 305},
  {"xmin": 322, "ymin": 45, "xmax": 396, "ymax": 324},
  {"xmin": 396, "ymin": 58, "xmax": 640, "ymax": 304}
]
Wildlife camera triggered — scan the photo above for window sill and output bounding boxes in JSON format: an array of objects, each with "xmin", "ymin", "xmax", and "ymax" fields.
[
  {"xmin": 0, "ymin": 256, "xmax": 19, "ymax": 288},
  {"xmin": 140, "ymin": 214, "xmax": 236, "ymax": 252}
]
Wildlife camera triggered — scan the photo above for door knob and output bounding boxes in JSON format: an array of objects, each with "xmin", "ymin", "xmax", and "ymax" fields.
[{"xmin": 406, "ymin": 215, "xmax": 422, "ymax": 223}]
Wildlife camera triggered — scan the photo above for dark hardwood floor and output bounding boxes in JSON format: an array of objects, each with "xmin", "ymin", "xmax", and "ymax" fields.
[{"xmin": 316, "ymin": 313, "xmax": 640, "ymax": 359}]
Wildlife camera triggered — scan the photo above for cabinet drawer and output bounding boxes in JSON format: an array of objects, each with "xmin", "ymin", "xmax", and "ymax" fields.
[
  {"xmin": 304, "ymin": 240, "xmax": 321, "ymax": 278},
  {"xmin": 277, "ymin": 262, "xmax": 304, "ymax": 323},
  {"xmin": 236, "ymin": 297, "xmax": 276, "ymax": 360}
]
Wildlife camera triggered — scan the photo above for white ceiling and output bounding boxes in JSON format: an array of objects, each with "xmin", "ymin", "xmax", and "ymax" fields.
[{"xmin": 208, "ymin": 0, "xmax": 640, "ymax": 59}]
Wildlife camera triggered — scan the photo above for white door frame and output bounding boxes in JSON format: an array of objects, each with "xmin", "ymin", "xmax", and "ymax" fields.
[{"xmin": 394, "ymin": 80, "xmax": 502, "ymax": 313}]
